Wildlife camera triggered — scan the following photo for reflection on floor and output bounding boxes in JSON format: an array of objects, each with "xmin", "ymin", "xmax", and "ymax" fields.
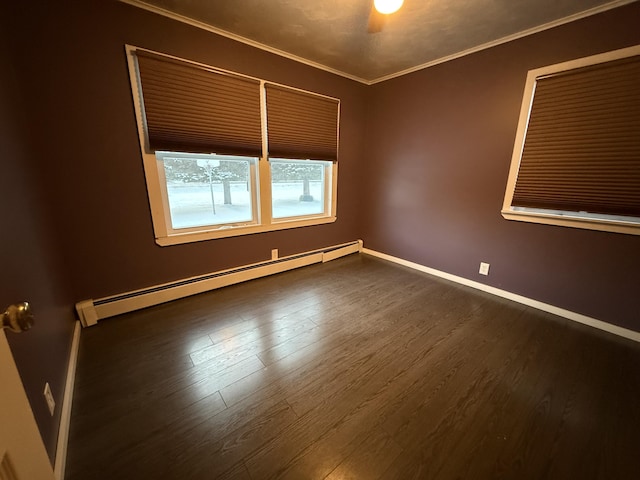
[{"xmin": 66, "ymin": 253, "xmax": 640, "ymax": 479}]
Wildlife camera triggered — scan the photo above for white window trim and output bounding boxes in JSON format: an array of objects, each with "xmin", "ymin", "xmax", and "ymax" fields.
[
  {"xmin": 155, "ymin": 151, "xmax": 261, "ymax": 234},
  {"xmin": 125, "ymin": 45, "xmax": 338, "ymax": 246},
  {"xmin": 270, "ymin": 158, "xmax": 333, "ymax": 222},
  {"xmin": 502, "ymin": 44, "xmax": 640, "ymax": 236}
]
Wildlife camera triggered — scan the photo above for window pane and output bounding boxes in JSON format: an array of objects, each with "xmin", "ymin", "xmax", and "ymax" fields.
[
  {"xmin": 271, "ymin": 159, "xmax": 328, "ymax": 219},
  {"xmin": 159, "ymin": 153, "xmax": 255, "ymax": 229}
]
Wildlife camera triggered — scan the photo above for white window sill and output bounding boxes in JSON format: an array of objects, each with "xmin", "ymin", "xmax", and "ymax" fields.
[
  {"xmin": 501, "ymin": 210, "xmax": 640, "ymax": 236},
  {"xmin": 155, "ymin": 216, "xmax": 337, "ymax": 246}
]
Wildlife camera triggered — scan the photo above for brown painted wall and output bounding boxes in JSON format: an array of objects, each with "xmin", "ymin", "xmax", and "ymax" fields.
[
  {"xmin": 7, "ymin": 0, "xmax": 366, "ymax": 303},
  {"xmin": 0, "ymin": 27, "xmax": 76, "ymax": 460},
  {"xmin": 363, "ymin": 2, "xmax": 640, "ymax": 331},
  {"xmin": 2, "ymin": 0, "xmax": 365, "ymax": 461},
  {"xmin": 2, "ymin": 0, "xmax": 639, "ymax": 462}
]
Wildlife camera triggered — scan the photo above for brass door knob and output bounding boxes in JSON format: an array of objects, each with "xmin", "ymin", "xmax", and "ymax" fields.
[{"xmin": 2, "ymin": 302, "xmax": 34, "ymax": 333}]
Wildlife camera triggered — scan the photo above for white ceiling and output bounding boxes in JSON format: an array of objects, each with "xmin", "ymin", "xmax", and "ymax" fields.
[{"xmin": 125, "ymin": 0, "xmax": 636, "ymax": 83}]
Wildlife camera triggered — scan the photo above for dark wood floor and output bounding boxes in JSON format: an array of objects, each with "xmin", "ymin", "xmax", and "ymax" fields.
[{"xmin": 66, "ymin": 253, "xmax": 640, "ymax": 480}]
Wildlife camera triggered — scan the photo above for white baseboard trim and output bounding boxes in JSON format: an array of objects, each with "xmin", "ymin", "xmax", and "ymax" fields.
[
  {"xmin": 362, "ymin": 248, "xmax": 640, "ymax": 343},
  {"xmin": 54, "ymin": 320, "xmax": 81, "ymax": 480},
  {"xmin": 76, "ymin": 240, "xmax": 362, "ymax": 327}
]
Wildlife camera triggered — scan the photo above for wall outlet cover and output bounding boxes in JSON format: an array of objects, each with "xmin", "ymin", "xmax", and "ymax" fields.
[
  {"xmin": 479, "ymin": 262, "xmax": 490, "ymax": 275},
  {"xmin": 44, "ymin": 382, "xmax": 55, "ymax": 416}
]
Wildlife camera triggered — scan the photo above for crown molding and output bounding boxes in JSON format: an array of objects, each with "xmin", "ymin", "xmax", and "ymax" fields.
[
  {"xmin": 119, "ymin": 0, "xmax": 369, "ymax": 84},
  {"xmin": 368, "ymin": 0, "xmax": 638, "ymax": 83},
  {"xmin": 121, "ymin": 0, "xmax": 637, "ymax": 85}
]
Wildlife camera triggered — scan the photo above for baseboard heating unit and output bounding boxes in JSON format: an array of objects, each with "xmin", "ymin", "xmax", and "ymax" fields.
[{"xmin": 76, "ymin": 240, "xmax": 362, "ymax": 327}]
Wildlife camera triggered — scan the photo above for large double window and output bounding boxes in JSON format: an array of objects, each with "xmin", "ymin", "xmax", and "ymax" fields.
[{"xmin": 126, "ymin": 46, "xmax": 339, "ymax": 245}]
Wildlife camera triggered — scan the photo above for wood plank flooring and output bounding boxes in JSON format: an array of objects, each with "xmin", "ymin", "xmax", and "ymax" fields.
[{"xmin": 65, "ymin": 254, "xmax": 640, "ymax": 479}]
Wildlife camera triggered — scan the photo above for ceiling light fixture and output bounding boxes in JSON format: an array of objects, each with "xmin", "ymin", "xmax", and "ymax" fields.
[{"xmin": 374, "ymin": 0, "xmax": 404, "ymax": 15}]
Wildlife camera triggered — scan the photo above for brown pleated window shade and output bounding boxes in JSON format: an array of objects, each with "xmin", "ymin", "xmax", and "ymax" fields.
[
  {"xmin": 512, "ymin": 55, "xmax": 640, "ymax": 217},
  {"xmin": 265, "ymin": 84, "xmax": 339, "ymax": 161},
  {"xmin": 135, "ymin": 51, "xmax": 262, "ymax": 156}
]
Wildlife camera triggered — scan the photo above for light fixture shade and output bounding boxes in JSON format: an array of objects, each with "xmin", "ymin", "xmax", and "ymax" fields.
[{"xmin": 374, "ymin": 0, "xmax": 404, "ymax": 15}]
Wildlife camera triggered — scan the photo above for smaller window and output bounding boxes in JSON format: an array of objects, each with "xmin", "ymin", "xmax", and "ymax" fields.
[
  {"xmin": 270, "ymin": 159, "xmax": 332, "ymax": 220},
  {"xmin": 502, "ymin": 45, "xmax": 640, "ymax": 235},
  {"xmin": 157, "ymin": 152, "xmax": 258, "ymax": 232}
]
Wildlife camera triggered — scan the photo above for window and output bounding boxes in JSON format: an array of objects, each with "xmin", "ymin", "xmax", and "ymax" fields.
[
  {"xmin": 502, "ymin": 45, "xmax": 640, "ymax": 235},
  {"xmin": 158, "ymin": 152, "xmax": 258, "ymax": 230},
  {"xmin": 126, "ymin": 46, "xmax": 339, "ymax": 245},
  {"xmin": 270, "ymin": 159, "xmax": 332, "ymax": 219}
]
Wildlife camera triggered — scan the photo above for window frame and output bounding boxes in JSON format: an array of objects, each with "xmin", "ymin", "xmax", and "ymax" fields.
[
  {"xmin": 156, "ymin": 151, "xmax": 260, "ymax": 233},
  {"xmin": 126, "ymin": 45, "xmax": 338, "ymax": 245},
  {"xmin": 269, "ymin": 158, "xmax": 334, "ymax": 222},
  {"xmin": 502, "ymin": 44, "xmax": 640, "ymax": 236}
]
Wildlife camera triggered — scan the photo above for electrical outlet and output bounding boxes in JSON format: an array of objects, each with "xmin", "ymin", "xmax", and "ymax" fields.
[
  {"xmin": 271, "ymin": 249, "xmax": 278, "ymax": 260},
  {"xmin": 479, "ymin": 262, "xmax": 490, "ymax": 276},
  {"xmin": 44, "ymin": 382, "xmax": 55, "ymax": 416}
]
